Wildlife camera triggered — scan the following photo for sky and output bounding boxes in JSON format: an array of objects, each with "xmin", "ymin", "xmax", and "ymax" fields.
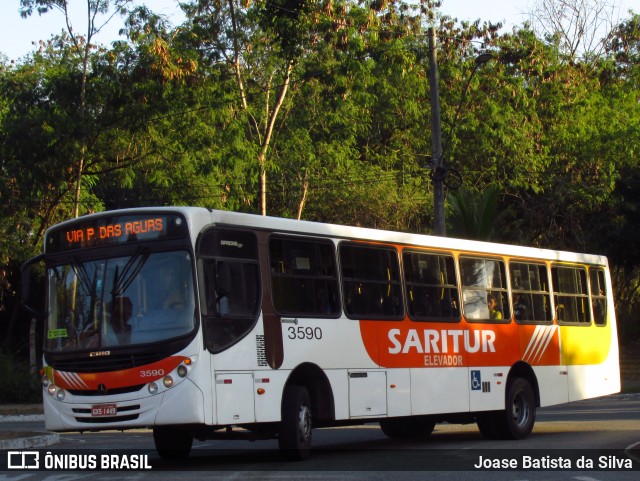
[{"xmin": 0, "ymin": 0, "xmax": 637, "ymax": 62}]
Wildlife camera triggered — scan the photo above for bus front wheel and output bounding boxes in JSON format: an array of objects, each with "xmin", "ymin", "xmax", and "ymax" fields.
[
  {"xmin": 278, "ymin": 385, "xmax": 312, "ymax": 461},
  {"xmin": 153, "ymin": 426, "xmax": 193, "ymax": 460}
]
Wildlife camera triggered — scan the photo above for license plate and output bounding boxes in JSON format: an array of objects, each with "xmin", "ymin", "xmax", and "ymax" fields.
[{"xmin": 91, "ymin": 404, "xmax": 117, "ymax": 417}]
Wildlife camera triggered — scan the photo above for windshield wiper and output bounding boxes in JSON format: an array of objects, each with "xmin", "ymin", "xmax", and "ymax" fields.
[
  {"xmin": 111, "ymin": 247, "xmax": 149, "ymax": 298},
  {"xmin": 72, "ymin": 256, "xmax": 94, "ymax": 297}
]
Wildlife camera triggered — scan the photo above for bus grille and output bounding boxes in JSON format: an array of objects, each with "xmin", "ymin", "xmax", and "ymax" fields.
[
  {"xmin": 67, "ymin": 385, "xmax": 145, "ymax": 396},
  {"xmin": 75, "ymin": 414, "xmax": 139, "ymax": 424}
]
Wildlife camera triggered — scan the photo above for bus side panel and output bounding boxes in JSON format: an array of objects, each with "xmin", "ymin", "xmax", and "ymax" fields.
[
  {"xmin": 280, "ymin": 317, "xmax": 376, "ymax": 370},
  {"xmin": 561, "ymin": 323, "xmax": 620, "ymax": 402},
  {"xmin": 467, "ymin": 322, "xmax": 520, "ymax": 412},
  {"xmin": 155, "ymin": 378, "xmax": 206, "ymax": 425},
  {"xmin": 254, "ymin": 370, "xmax": 290, "ymax": 423},
  {"xmin": 533, "ymin": 365, "xmax": 569, "ymax": 406},
  {"xmin": 212, "ymin": 333, "xmax": 264, "ymax": 371},
  {"xmin": 566, "ymin": 332, "xmax": 621, "ymax": 402},
  {"xmin": 325, "ymin": 369, "xmax": 350, "ymax": 420},
  {"xmin": 517, "ymin": 322, "xmax": 569, "ymax": 407},
  {"xmin": 215, "ymin": 373, "xmax": 255, "ymax": 424},
  {"xmin": 410, "ymin": 367, "xmax": 469, "ymax": 415},
  {"xmin": 387, "ymin": 368, "xmax": 411, "ymax": 417},
  {"xmin": 468, "ymin": 366, "xmax": 507, "ymax": 412},
  {"xmin": 567, "ymin": 359, "xmax": 620, "ymax": 402},
  {"xmin": 211, "ymin": 369, "xmax": 298, "ymax": 425},
  {"xmin": 348, "ymin": 370, "xmax": 387, "ymax": 417}
]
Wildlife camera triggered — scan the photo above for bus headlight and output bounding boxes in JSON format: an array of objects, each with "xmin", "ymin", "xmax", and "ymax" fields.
[
  {"xmin": 56, "ymin": 389, "xmax": 65, "ymax": 401},
  {"xmin": 148, "ymin": 382, "xmax": 158, "ymax": 395},
  {"xmin": 42, "ymin": 375, "xmax": 50, "ymax": 388},
  {"xmin": 47, "ymin": 384, "xmax": 57, "ymax": 397},
  {"xmin": 163, "ymin": 376, "xmax": 174, "ymax": 388},
  {"xmin": 177, "ymin": 365, "xmax": 188, "ymax": 378}
]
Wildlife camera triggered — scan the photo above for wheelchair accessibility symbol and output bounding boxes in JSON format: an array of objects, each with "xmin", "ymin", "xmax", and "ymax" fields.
[{"xmin": 471, "ymin": 370, "xmax": 481, "ymax": 391}]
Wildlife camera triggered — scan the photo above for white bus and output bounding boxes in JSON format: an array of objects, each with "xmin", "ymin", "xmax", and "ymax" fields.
[{"xmin": 22, "ymin": 207, "xmax": 620, "ymax": 460}]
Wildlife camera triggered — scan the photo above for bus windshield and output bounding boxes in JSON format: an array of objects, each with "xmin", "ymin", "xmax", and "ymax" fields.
[{"xmin": 45, "ymin": 250, "xmax": 196, "ymax": 352}]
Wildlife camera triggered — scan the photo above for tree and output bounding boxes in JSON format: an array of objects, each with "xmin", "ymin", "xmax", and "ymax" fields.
[
  {"xmin": 528, "ymin": 0, "xmax": 622, "ymax": 59},
  {"xmin": 446, "ymin": 185, "xmax": 509, "ymax": 241},
  {"xmin": 175, "ymin": 0, "xmax": 319, "ymax": 216},
  {"xmin": 172, "ymin": 1, "xmax": 436, "ymax": 219},
  {"xmin": 267, "ymin": 1, "xmax": 433, "ymax": 227},
  {"xmin": 19, "ymin": 0, "xmax": 133, "ymax": 217}
]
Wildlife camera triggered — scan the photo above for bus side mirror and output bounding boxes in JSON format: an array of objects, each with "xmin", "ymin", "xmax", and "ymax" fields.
[{"xmin": 21, "ymin": 254, "xmax": 45, "ymax": 318}]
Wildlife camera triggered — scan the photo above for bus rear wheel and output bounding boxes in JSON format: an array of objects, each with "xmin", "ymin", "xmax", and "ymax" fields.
[
  {"xmin": 153, "ymin": 426, "xmax": 193, "ymax": 460},
  {"xmin": 495, "ymin": 377, "xmax": 536, "ymax": 439},
  {"xmin": 278, "ymin": 385, "xmax": 312, "ymax": 461},
  {"xmin": 476, "ymin": 411, "xmax": 502, "ymax": 439},
  {"xmin": 380, "ymin": 416, "xmax": 436, "ymax": 440}
]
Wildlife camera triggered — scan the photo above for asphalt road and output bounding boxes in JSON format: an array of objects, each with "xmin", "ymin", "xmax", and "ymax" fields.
[{"xmin": 1, "ymin": 394, "xmax": 639, "ymax": 480}]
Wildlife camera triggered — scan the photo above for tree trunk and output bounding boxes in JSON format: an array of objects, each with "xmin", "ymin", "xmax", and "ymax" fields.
[{"xmin": 259, "ymin": 60, "xmax": 294, "ymax": 216}]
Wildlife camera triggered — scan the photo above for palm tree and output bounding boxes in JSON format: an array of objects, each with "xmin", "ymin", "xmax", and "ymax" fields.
[{"xmin": 446, "ymin": 185, "xmax": 508, "ymax": 241}]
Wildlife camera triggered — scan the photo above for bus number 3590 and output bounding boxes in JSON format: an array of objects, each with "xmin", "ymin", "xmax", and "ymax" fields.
[{"xmin": 287, "ymin": 326, "xmax": 323, "ymax": 340}]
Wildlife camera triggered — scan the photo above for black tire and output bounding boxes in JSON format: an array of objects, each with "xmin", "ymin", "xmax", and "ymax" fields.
[
  {"xmin": 380, "ymin": 416, "xmax": 436, "ymax": 440},
  {"xmin": 494, "ymin": 377, "xmax": 536, "ymax": 439},
  {"xmin": 278, "ymin": 385, "xmax": 313, "ymax": 461},
  {"xmin": 153, "ymin": 426, "xmax": 193, "ymax": 460},
  {"xmin": 476, "ymin": 411, "xmax": 502, "ymax": 439}
]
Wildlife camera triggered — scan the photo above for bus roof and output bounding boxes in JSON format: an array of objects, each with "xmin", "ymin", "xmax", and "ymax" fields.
[{"xmin": 46, "ymin": 206, "xmax": 609, "ymax": 266}]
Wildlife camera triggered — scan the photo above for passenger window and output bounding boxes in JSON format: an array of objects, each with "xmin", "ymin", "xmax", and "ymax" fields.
[
  {"xmin": 460, "ymin": 257, "xmax": 510, "ymax": 322},
  {"xmin": 510, "ymin": 262, "xmax": 552, "ymax": 323},
  {"xmin": 552, "ymin": 265, "xmax": 590, "ymax": 324},
  {"xmin": 340, "ymin": 243, "xmax": 404, "ymax": 320},
  {"xmin": 590, "ymin": 268, "xmax": 607, "ymax": 326},
  {"xmin": 198, "ymin": 229, "xmax": 261, "ymax": 353},
  {"xmin": 269, "ymin": 237, "xmax": 340, "ymax": 317},
  {"xmin": 403, "ymin": 251, "xmax": 460, "ymax": 322}
]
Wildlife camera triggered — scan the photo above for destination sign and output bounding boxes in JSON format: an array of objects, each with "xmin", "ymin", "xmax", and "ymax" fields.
[{"xmin": 46, "ymin": 213, "xmax": 188, "ymax": 253}]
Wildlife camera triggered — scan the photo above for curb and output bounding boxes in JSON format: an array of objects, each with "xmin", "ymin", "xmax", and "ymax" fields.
[
  {"xmin": 1, "ymin": 412, "xmax": 59, "ymax": 450},
  {"xmin": 1, "ymin": 414, "xmax": 44, "ymax": 422},
  {"xmin": 0, "ymin": 432, "xmax": 60, "ymax": 450}
]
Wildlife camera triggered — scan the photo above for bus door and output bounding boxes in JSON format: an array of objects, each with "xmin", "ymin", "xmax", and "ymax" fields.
[
  {"xmin": 197, "ymin": 228, "xmax": 262, "ymax": 424},
  {"xmin": 341, "ymin": 243, "xmax": 404, "ymax": 418}
]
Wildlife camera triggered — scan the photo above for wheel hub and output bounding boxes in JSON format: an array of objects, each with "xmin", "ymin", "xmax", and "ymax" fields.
[{"xmin": 298, "ymin": 404, "xmax": 312, "ymax": 443}]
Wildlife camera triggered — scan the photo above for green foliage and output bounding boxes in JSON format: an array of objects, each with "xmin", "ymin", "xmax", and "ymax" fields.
[
  {"xmin": 0, "ymin": 352, "xmax": 41, "ymax": 404},
  {"xmin": 446, "ymin": 185, "xmax": 509, "ymax": 241},
  {"xmin": 2, "ymin": 1, "xmax": 640, "ymax": 345}
]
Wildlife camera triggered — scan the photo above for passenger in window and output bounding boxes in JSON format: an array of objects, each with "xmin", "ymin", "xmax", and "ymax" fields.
[
  {"xmin": 215, "ymin": 262, "xmax": 231, "ymax": 316},
  {"xmin": 488, "ymin": 294, "xmax": 503, "ymax": 320},
  {"xmin": 442, "ymin": 296, "xmax": 459, "ymax": 318},
  {"xmin": 217, "ymin": 294, "xmax": 230, "ymax": 316},
  {"xmin": 514, "ymin": 294, "xmax": 527, "ymax": 321}
]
